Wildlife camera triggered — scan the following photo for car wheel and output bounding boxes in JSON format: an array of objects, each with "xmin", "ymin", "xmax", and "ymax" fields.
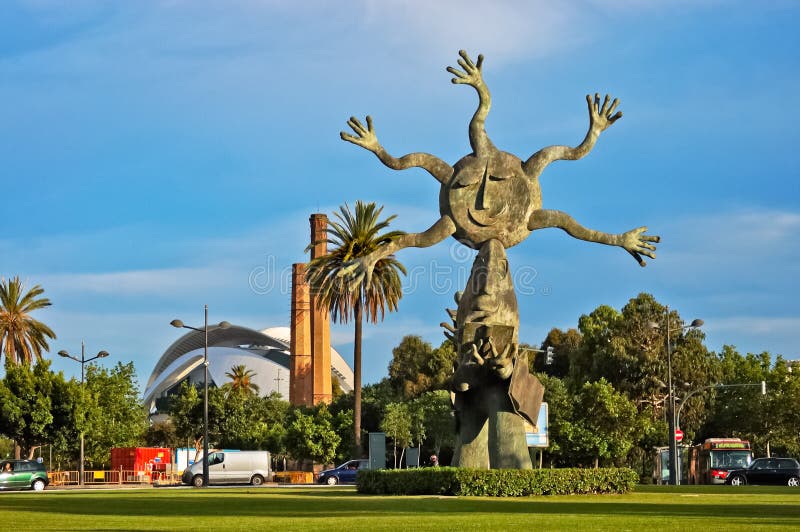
[
  {"xmin": 251, "ymin": 475, "xmax": 264, "ymax": 486},
  {"xmin": 32, "ymin": 479, "xmax": 46, "ymax": 492},
  {"xmin": 730, "ymin": 475, "xmax": 746, "ymax": 486},
  {"xmin": 788, "ymin": 476, "xmax": 800, "ymax": 487},
  {"xmin": 326, "ymin": 476, "xmax": 338, "ymax": 485},
  {"xmin": 192, "ymin": 475, "xmax": 204, "ymax": 488}
]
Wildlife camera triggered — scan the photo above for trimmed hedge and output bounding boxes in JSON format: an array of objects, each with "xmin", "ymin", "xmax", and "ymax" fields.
[{"xmin": 356, "ymin": 467, "xmax": 638, "ymax": 496}]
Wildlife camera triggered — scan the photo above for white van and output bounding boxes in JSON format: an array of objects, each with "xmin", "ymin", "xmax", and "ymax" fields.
[{"xmin": 181, "ymin": 451, "xmax": 271, "ymax": 487}]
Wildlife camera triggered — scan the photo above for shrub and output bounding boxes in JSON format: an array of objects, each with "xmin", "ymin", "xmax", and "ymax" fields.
[{"xmin": 357, "ymin": 467, "xmax": 637, "ymax": 496}]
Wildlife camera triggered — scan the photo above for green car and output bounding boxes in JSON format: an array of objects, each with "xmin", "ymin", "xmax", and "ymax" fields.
[{"xmin": 0, "ymin": 460, "xmax": 50, "ymax": 491}]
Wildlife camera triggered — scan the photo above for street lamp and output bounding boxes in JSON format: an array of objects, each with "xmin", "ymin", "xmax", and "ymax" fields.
[
  {"xmin": 170, "ymin": 305, "xmax": 230, "ymax": 487},
  {"xmin": 58, "ymin": 341, "xmax": 109, "ymax": 486},
  {"xmin": 650, "ymin": 307, "xmax": 703, "ymax": 486}
]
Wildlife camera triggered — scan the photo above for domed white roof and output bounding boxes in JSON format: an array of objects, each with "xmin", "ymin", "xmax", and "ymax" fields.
[{"xmin": 144, "ymin": 324, "xmax": 353, "ymax": 410}]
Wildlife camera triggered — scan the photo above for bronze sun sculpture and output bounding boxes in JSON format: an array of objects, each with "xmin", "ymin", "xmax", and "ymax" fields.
[{"xmin": 340, "ymin": 50, "xmax": 659, "ymax": 468}]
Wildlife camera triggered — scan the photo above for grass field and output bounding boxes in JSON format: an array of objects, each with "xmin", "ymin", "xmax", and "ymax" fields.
[{"xmin": 0, "ymin": 484, "xmax": 798, "ymax": 531}]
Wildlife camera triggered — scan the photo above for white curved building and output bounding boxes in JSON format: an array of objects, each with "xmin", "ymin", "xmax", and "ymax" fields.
[{"xmin": 143, "ymin": 324, "xmax": 353, "ymax": 413}]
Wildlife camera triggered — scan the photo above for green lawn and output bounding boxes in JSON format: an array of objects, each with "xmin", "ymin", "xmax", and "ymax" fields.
[{"xmin": 0, "ymin": 485, "xmax": 798, "ymax": 531}]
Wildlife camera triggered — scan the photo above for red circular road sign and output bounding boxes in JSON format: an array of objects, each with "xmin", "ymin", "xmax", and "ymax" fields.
[{"xmin": 675, "ymin": 429, "xmax": 684, "ymax": 442}]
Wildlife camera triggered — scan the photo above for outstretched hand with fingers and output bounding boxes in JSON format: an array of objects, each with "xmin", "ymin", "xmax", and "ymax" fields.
[
  {"xmin": 617, "ymin": 226, "xmax": 660, "ymax": 267},
  {"xmin": 587, "ymin": 93, "xmax": 623, "ymax": 133},
  {"xmin": 341, "ymin": 116, "xmax": 380, "ymax": 153},
  {"xmin": 446, "ymin": 49, "xmax": 485, "ymax": 88},
  {"xmin": 339, "ymin": 253, "xmax": 379, "ymax": 289}
]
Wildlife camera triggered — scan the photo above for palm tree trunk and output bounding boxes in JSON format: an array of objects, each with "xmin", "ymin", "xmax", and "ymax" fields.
[{"xmin": 353, "ymin": 299, "xmax": 363, "ymax": 456}]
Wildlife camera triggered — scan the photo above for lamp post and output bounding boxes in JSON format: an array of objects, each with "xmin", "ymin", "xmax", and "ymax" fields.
[
  {"xmin": 58, "ymin": 341, "xmax": 109, "ymax": 486},
  {"xmin": 170, "ymin": 305, "xmax": 230, "ymax": 487},
  {"xmin": 650, "ymin": 307, "xmax": 703, "ymax": 486}
]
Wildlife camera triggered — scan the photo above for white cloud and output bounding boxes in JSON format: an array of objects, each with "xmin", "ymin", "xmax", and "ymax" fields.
[
  {"xmin": 39, "ymin": 267, "xmax": 230, "ymax": 296},
  {"xmin": 359, "ymin": 0, "xmax": 587, "ymax": 66},
  {"xmin": 654, "ymin": 208, "xmax": 800, "ymax": 281}
]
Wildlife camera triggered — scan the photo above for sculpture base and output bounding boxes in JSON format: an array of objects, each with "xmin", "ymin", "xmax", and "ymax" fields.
[{"xmin": 452, "ymin": 382, "xmax": 532, "ymax": 469}]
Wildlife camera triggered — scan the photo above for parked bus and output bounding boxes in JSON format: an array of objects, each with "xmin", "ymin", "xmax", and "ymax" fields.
[{"xmin": 687, "ymin": 438, "xmax": 752, "ymax": 484}]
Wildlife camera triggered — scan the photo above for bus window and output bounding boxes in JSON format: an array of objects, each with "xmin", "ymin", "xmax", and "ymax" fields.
[{"xmin": 710, "ymin": 451, "xmax": 751, "ymax": 469}]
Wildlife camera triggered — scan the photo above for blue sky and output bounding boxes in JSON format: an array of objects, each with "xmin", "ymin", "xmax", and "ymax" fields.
[{"xmin": 2, "ymin": 1, "xmax": 798, "ymax": 391}]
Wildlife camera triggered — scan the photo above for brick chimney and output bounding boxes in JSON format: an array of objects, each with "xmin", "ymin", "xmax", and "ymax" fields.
[
  {"xmin": 289, "ymin": 263, "xmax": 313, "ymax": 406},
  {"xmin": 309, "ymin": 214, "xmax": 332, "ymax": 404}
]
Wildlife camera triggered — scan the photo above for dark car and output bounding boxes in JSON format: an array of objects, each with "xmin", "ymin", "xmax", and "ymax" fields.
[
  {"xmin": 0, "ymin": 460, "xmax": 49, "ymax": 491},
  {"xmin": 317, "ymin": 459, "xmax": 369, "ymax": 485},
  {"xmin": 726, "ymin": 457, "xmax": 800, "ymax": 486}
]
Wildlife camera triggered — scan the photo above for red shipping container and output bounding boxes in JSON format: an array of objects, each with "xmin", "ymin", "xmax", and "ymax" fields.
[{"xmin": 111, "ymin": 447, "xmax": 172, "ymax": 475}]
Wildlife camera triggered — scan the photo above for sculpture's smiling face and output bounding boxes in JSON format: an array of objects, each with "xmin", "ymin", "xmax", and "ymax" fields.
[{"xmin": 441, "ymin": 152, "xmax": 534, "ymax": 249}]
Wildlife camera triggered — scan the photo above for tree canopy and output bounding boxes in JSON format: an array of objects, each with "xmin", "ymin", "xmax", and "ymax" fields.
[
  {"xmin": 305, "ymin": 201, "xmax": 406, "ymax": 453},
  {"xmin": 0, "ymin": 276, "xmax": 56, "ymax": 367}
]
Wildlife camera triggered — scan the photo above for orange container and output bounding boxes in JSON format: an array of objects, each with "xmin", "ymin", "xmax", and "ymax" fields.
[{"xmin": 111, "ymin": 447, "xmax": 172, "ymax": 472}]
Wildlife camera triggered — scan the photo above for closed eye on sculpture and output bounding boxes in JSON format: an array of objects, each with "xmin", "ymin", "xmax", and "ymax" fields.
[
  {"xmin": 488, "ymin": 174, "xmax": 509, "ymax": 181},
  {"xmin": 452, "ymin": 177, "xmax": 480, "ymax": 189},
  {"xmin": 451, "ymin": 170, "xmax": 483, "ymax": 189}
]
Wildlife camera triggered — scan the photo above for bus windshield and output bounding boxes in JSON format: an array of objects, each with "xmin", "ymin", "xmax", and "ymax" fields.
[{"xmin": 710, "ymin": 451, "xmax": 751, "ymax": 469}]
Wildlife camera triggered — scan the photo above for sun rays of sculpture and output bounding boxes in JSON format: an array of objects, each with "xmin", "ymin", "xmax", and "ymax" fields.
[{"xmin": 339, "ymin": 50, "xmax": 660, "ymax": 469}]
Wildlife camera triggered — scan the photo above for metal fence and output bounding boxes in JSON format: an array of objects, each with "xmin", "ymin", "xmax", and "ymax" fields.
[{"xmin": 48, "ymin": 469, "xmax": 182, "ymax": 486}]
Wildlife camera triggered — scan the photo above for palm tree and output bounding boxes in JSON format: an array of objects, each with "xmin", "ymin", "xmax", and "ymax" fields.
[
  {"xmin": 0, "ymin": 276, "xmax": 56, "ymax": 367},
  {"xmin": 306, "ymin": 201, "xmax": 406, "ymax": 453},
  {"xmin": 224, "ymin": 364, "xmax": 260, "ymax": 397}
]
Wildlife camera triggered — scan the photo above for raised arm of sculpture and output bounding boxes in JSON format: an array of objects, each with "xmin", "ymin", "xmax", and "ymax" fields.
[
  {"xmin": 446, "ymin": 50, "xmax": 496, "ymax": 157},
  {"xmin": 342, "ymin": 215, "xmax": 457, "ymax": 285},
  {"xmin": 523, "ymin": 93, "xmax": 623, "ymax": 178},
  {"xmin": 340, "ymin": 115, "xmax": 454, "ymax": 184},
  {"xmin": 527, "ymin": 209, "xmax": 660, "ymax": 266}
]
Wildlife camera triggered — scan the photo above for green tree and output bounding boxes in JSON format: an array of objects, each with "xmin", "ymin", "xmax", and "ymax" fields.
[
  {"xmin": 534, "ymin": 373, "xmax": 573, "ymax": 467},
  {"xmin": 0, "ymin": 276, "xmax": 56, "ymax": 367},
  {"xmin": 388, "ymin": 335, "xmax": 433, "ymax": 398},
  {"xmin": 389, "ymin": 336, "xmax": 457, "ymax": 399},
  {"xmin": 306, "ymin": 201, "xmax": 406, "ymax": 452},
  {"xmin": 431, "ymin": 340, "xmax": 458, "ymax": 388},
  {"xmin": 46, "ymin": 366, "xmax": 81, "ymax": 468},
  {"xmin": 145, "ymin": 420, "xmax": 181, "ymax": 448},
  {"xmin": 169, "ymin": 382, "xmax": 202, "ymax": 458},
  {"xmin": 565, "ymin": 379, "xmax": 644, "ymax": 468},
  {"xmin": 330, "ymin": 378, "xmax": 402, "ymax": 448},
  {"xmin": 411, "ymin": 390, "xmax": 454, "ymax": 461},
  {"xmin": 256, "ymin": 392, "xmax": 291, "ymax": 455},
  {"xmin": 530, "ymin": 328, "xmax": 582, "ymax": 378},
  {"xmin": 702, "ymin": 346, "xmax": 799, "ymax": 457},
  {"xmin": 768, "ymin": 357, "xmax": 800, "ymax": 457},
  {"xmin": 570, "ymin": 294, "xmax": 716, "ymax": 433},
  {"xmin": 0, "ymin": 360, "xmax": 75, "ymax": 459},
  {"xmin": 217, "ymin": 393, "xmax": 265, "ymax": 450},
  {"xmin": 217, "ymin": 392, "xmax": 290, "ymax": 452},
  {"xmin": 331, "ymin": 408, "xmax": 354, "ymax": 463},
  {"xmin": 284, "ymin": 404, "xmax": 340, "ymax": 465},
  {"xmin": 82, "ymin": 362, "xmax": 147, "ymax": 467},
  {"xmin": 168, "ymin": 382, "xmax": 225, "ymax": 462},
  {"xmin": 222, "ymin": 364, "xmax": 260, "ymax": 397},
  {"xmin": 380, "ymin": 402, "xmax": 412, "ymax": 468},
  {"xmin": 0, "ymin": 437, "xmax": 13, "ymax": 459}
]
